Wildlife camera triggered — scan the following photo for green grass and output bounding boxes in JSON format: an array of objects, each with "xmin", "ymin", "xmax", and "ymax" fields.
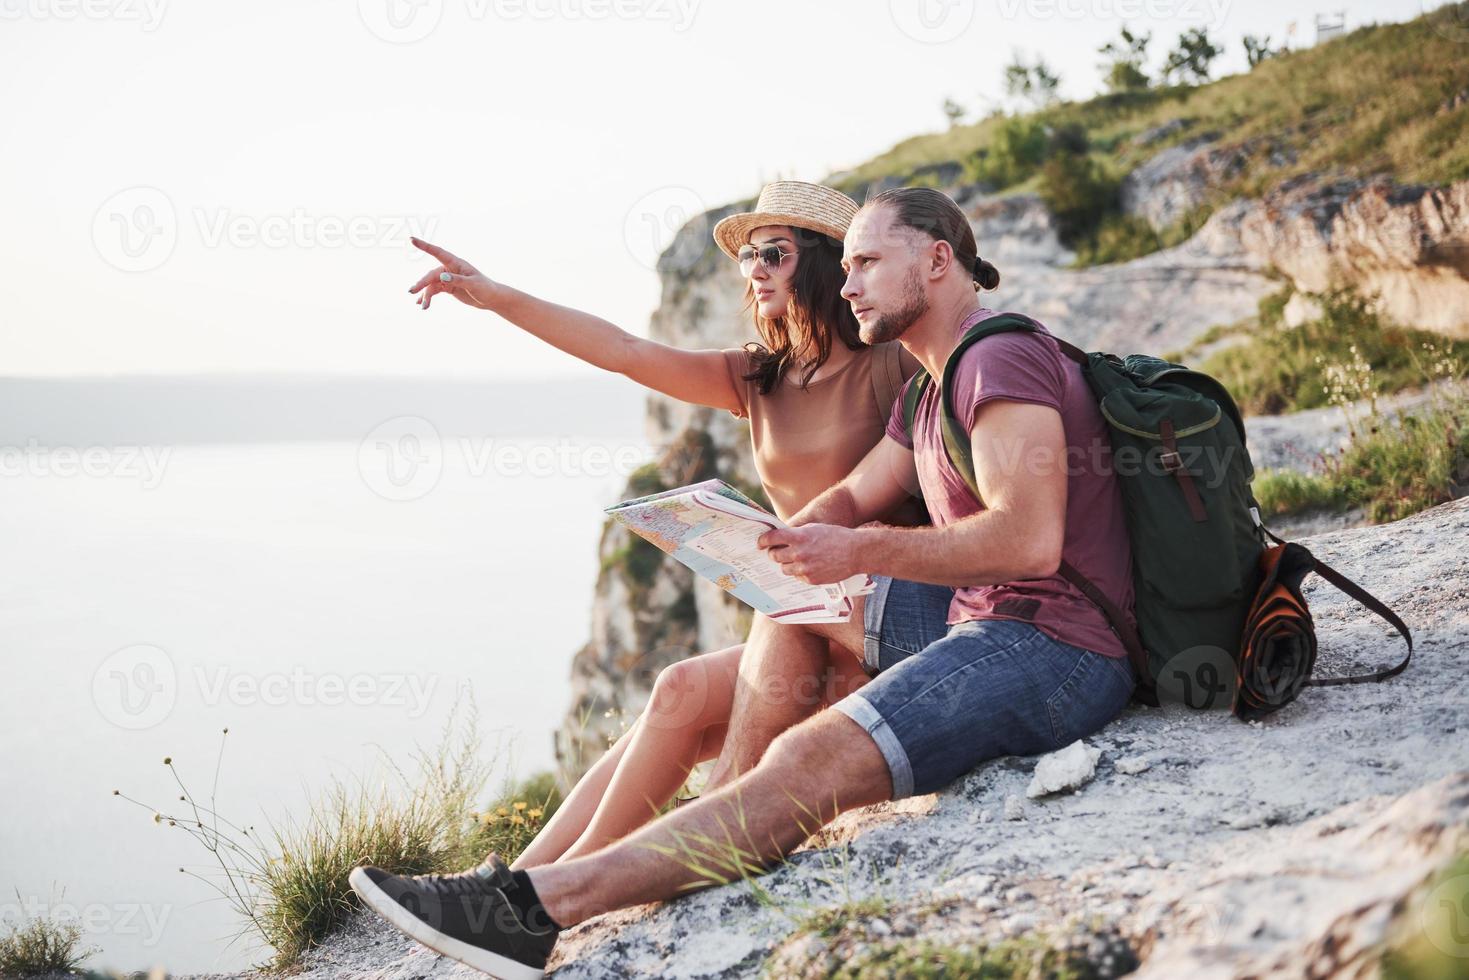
[
  {"xmin": 0, "ymin": 905, "xmax": 94, "ymax": 978},
  {"xmin": 600, "ymin": 536, "xmax": 667, "ymax": 590},
  {"xmin": 817, "ymin": 932, "xmax": 1135, "ymax": 980},
  {"xmin": 1381, "ymin": 851, "xmax": 1469, "ymax": 979},
  {"xmin": 796, "ymin": 895, "xmax": 892, "ymax": 940},
  {"xmin": 1218, "ymin": 285, "xmax": 1469, "ymax": 525},
  {"xmin": 1252, "ymin": 468, "xmax": 1349, "ymax": 516},
  {"xmin": 1253, "ymin": 388, "xmax": 1469, "ymax": 524},
  {"xmin": 113, "ymin": 702, "xmax": 563, "ymax": 970},
  {"xmin": 830, "ymin": 6, "xmax": 1469, "ymax": 263},
  {"xmin": 1071, "ymin": 204, "xmax": 1214, "ymax": 267},
  {"xmin": 1197, "ymin": 287, "xmax": 1469, "ymax": 416}
]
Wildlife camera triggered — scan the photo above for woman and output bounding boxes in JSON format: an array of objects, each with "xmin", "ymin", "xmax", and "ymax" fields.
[{"xmin": 406, "ymin": 181, "xmax": 927, "ymax": 867}]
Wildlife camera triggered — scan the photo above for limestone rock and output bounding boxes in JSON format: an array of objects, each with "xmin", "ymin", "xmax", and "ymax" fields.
[{"xmin": 1027, "ymin": 740, "xmax": 1103, "ymax": 798}]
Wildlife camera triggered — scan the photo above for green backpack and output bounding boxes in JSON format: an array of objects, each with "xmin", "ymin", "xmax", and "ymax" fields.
[{"xmin": 901, "ymin": 312, "xmax": 1413, "ymax": 714}]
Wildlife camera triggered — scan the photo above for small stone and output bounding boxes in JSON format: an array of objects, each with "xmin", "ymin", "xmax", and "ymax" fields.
[
  {"xmin": 1116, "ymin": 755, "xmax": 1151, "ymax": 775},
  {"xmin": 868, "ymin": 918, "xmax": 892, "ymax": 937},
  {"xmin": 1027, "ymin": 740, "xmax": 1103, "ymax": 798},
  {"xmin": 1004, "ymin": 795, "xmax": 1026, "ymax": 820}
]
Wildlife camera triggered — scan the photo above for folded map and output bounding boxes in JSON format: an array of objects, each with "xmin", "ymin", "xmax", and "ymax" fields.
[{"xmin": 605, "ymin": 479, "xmax": 874, "ymax": 624}]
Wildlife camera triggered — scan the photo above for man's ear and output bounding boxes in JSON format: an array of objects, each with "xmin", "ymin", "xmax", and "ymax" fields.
[{"xmin": 929, "ymin": 238, "xmax": 954, "ymax": 279}]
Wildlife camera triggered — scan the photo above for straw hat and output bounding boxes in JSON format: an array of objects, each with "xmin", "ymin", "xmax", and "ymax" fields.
[{"xmin": 712, "ymin": 180, "xmax": 860, "ymax": 261}]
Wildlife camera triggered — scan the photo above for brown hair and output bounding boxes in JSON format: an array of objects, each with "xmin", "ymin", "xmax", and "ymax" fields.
[
  {"xmin": 865, "ymin": 187, "xmax": 1000, "ymax": 291},
  {"xmin": 741, "ymin": 226, "xmax": 863, "ymax": 395}
]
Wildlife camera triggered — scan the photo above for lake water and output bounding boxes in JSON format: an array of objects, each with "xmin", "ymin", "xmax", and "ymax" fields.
[{"xmin": 0, "ymin": 430, "xmax": 651, "ymax": 974}]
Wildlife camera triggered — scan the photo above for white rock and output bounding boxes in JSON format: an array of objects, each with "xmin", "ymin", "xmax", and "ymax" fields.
[
  {"xmin": 1027, "ymin": 740, "xmax": 1103, "ymax": 798},
  {"xmin": 1116, "ymin": 755, "xmax": 1152, "ymax": 775},
  {"xmin": 1004, "ymin": 794, "xmax": 1026, "ymax": 820}
]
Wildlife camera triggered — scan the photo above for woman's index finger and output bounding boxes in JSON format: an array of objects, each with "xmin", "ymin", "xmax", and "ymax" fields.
[{"xmin": 411, "ymin": 237, "xmax": 460, "ymax": 267}]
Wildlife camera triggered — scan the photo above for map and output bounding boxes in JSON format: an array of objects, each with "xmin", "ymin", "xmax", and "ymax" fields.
[{"xmin": 606, "ymin": 479, "xmax": 873, "ymax": 623}]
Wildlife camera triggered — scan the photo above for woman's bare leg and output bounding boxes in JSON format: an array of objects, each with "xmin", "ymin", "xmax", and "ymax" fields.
[
  {"xmin": 513, "ymin": 627, "xmax": 869, "ymax": 870},
  {"xmin": 511, "ymin": 722, "xmax": 637, "ymax": 870},
  {"xmin": 551, "ymin": 644, "xmax": 744, "ymax": 862},
  {"xmin": 510, "ymin": 644, "xmax": 743, "ymax": 869}
]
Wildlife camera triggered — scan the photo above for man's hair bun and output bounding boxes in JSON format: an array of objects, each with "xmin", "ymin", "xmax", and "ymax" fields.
[{"xmin": 971, "ymin": 254, "xmax": 1000, "ymax": 291}]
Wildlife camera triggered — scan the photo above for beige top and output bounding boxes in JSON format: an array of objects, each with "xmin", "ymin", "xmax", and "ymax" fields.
[{"xmin": 720, "ymin": 341, "xmax": 925, "ymax": 524}]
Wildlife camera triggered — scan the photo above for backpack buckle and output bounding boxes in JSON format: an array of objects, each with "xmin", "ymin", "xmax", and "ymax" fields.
[{"xmin": 1159, "ymin": 450, "xmax": 1183, "ymax": 472}]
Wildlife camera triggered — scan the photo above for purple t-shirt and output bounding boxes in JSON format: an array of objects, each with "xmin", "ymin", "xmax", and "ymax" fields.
[{"xmin": 885, "ymin": 308, "xmax": 1135, "ymax": 660}]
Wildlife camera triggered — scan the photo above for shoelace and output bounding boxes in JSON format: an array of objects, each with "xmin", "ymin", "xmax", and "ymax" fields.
[{"xmin": 411, "ymin": 857, "xmax": 514, "ymax": 899}]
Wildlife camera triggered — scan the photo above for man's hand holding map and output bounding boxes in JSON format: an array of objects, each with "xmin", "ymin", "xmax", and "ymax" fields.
[{"xmin": 605, "ymin": 479, "xmax": 874, "ymax": 624}]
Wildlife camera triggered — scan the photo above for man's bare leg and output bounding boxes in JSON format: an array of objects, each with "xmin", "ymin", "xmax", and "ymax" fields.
[
  {"xmin": 526, "ymin": 608, "xmax": 873, "ymax": 925},
  {"xmin": 527, "ymin": 704, "xmax": 889, "ymax": 925},
  {"xmin": 701, "ymin": 614, "xmax": 827, "ymax": 792}
]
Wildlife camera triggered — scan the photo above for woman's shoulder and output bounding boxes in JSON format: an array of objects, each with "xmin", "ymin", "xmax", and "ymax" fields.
[
  {"xmin": 862, "ymin": 340, "xmax": 922, "ymax": 384},
  {"xmin": 719, "ymin": 346, "xmax": 755, "ymax": 418},
  {"xmin": 890, "ymin": 341, "xmax": 923, "ymax": 381}
]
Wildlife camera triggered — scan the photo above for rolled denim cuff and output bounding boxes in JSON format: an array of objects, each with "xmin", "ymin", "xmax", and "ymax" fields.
[{"xmin": 832, "ymin": 693, "xmax": 914, "ymax": 800}]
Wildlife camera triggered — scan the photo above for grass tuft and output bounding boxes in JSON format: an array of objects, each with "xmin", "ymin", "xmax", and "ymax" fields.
[
  {"xmin": 113, "ymin": 698, "xmax": 561, "ymax": 970},
  {"xmin": 0, "ymin": 900, "xmax": 94, "ymax": 979},
  {"xmin": 1199, "ymin": 287, "xmax": 1469, "ymax": 416}
]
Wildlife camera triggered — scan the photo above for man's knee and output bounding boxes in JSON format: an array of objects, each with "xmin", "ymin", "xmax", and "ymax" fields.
[{"xmin": 753, "ymin": 709, "xmax": 892, "ymax": 813}]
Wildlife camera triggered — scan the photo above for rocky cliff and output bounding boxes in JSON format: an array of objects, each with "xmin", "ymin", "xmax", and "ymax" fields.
[
  {"xmin": 231, "ymin": 497, "xmax": 1469, "ymax": 979},
  {"xmin": 552, "ymin": 149, "xmax": 1469, "ymax": 785}
]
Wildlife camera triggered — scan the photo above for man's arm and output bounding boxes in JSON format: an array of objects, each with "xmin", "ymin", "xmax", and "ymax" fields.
[
  {"xmin": 787, "ymin": 434, "xmax": 920, "ymax": 529},
  {"xmin": 762, "ymin": 400, "xmax": 1067, "ymax": 587}
]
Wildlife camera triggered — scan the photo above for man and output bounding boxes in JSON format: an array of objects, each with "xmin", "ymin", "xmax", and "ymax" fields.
[{"xmin": 350, "ymin": 187, "xmax": 1138, "ymax": 978}]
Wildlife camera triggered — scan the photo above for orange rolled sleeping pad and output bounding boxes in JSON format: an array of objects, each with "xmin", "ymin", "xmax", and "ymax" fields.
[{"xmin": 1234, "ymin": 542, "xmax": 1319, "ymax": 719}]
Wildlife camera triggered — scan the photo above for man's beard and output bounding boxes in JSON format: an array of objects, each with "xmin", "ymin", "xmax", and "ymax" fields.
[{"xmin": 860, "ymin": 266, "xmax": 929, "ymax": 345}]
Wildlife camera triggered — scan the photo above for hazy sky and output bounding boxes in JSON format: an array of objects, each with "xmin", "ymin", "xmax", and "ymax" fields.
[{"xmin": 1, "ymin": 0, "xmax": 1437, "ymax": 379}]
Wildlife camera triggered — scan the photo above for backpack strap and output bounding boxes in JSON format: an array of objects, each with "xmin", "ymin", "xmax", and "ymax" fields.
[
  {"xmin": 1259, "ymin": 523, "xmax": 1414, "ymax": 686},
  {"xmin": 924, "ymin": 312, "xmax": 1154, "ymax": 687},
  {"xmin": 900, "ymin": 367, "xmax": 930, "ymax": 444},
  {"xmin": 868, "ymin": 341, "xmax": 907, "ymax": 421}
]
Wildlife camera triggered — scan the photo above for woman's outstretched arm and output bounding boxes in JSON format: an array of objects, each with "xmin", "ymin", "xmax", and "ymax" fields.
[{"xmin": 407, "ymin": 237, "xmax": 744, "ymax": 414}]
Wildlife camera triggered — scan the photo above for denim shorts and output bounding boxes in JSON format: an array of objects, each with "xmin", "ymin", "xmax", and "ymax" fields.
[{"xmin": 831, "ymin": 576, "xmax": 1136, "ymax": 799}]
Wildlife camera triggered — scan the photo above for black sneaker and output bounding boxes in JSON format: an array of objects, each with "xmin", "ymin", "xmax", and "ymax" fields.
[{"xmin": 349, "ymin": 855, "xmax": 558, "ymax": 979}]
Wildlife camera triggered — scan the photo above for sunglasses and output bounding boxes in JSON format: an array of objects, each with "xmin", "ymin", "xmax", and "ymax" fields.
[{"xmin": 736, "ymin": 243, "xmax": 795, "ymax": 276}]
